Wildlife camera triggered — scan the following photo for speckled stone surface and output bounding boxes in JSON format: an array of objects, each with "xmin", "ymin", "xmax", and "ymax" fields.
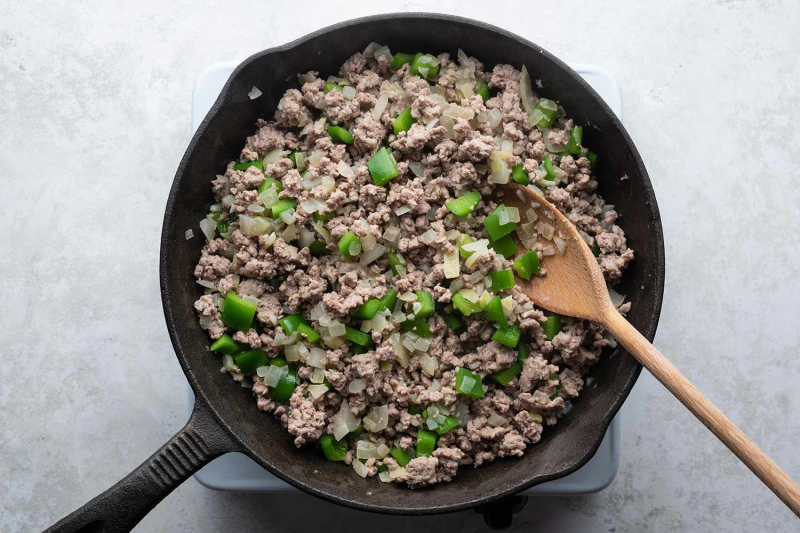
[{"xmin": 2, "ymin": 1, "xmax": 799, "ymax": 531}]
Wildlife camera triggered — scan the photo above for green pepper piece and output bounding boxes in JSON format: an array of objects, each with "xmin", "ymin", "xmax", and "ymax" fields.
[
  {"xmin": 308, "ymin": 240, "xmax": 328, "ymax": 256},
  {"xmin": 350, "ymin": 425, "xmax": 365, "ymax": 438},
  {"xmin": 269, "ymin": 359, "xmax": 298, "ymax": 403},
  {"xmin": 313, "ymin": 211, "xmax": 334, "ymax": 222},
  {"xmin": 421, "ymin": 410, "xmax": 428, "ymax": 418},
  {"xmin": 344, "ymin": 326, "xmax": 373, "ymax": 347},
  {"xmin": 416, "ymin": 429, "xmax": 438, "ymax": 457},
  {"xmin": 352, "ymin": 299, "xmax": 384, "ymax": 320},
  {"xmin": 367, "ymin": 147, "xmax": 399, "ymax": 186},
  {"xmin": 376, "ymin": 464, "xmax": 388, "ymax": 472},
  {"xmin": 489, "ymin": 361, "xmax": 523, "ymax": 386},
  {"xmin": 288, "ymin": 151, "xmax": 297, "ymax": 168},
  {"xmin": 535, "ymin": 98, "xmax": 558, "ymax": 129},
  {"xmin": 513, "ymin": 251, "xmax": 541, "ymax": 280},
  {"xmin": 234, "ymin": 349, "xmax": 267, "ymax": 373},
  {"xmin": 408, "ymin": 405, "xmax": 423, "ymax": 415},
  {"xmin": 410, "ymin": 53, "xmax": 440, "ymax": 79},
  {"xmin": 587, "ymin": 150, "xmax": 598, "ymax": 167},
  {"xmin": 414, "ymin": 291, "xmax": 435, "ymax": 318},
  {"xmin": 438, "ymin": 308, "xmax": 464, "ymax": 331},
  {"xmin": 351, "ymin": 344, "xmax": 368, "ymax": 356},
  {"xmin": 484, "ymin": 205, "xmax": 518, "ymax": 241},
  {"xmin": 221, "ymin": 292, "xmax": 257, "ymax": 331},
  {"xmin": 323, "ymin": 81, "xmax": 342, "ymax": 94},
  {"xmin": 387, "ymin": 252, "xmax": 406, "ymax": 275},
  {"xmin": 271, "ymin": 198, "xmax": 296, "ymax": 219},
  {"xmin": 320, "ymin": 434, "xmax": 347, "ymax": 461},
  {"xmin": 390, "ymin": 52, "xmax": 415, "ymax": 71},
  {"xmin": 511, "ymin": 163, "xmax": 530, "ymax": 185},
  {"xmin": 543, "ymin": 154, "xmax": 556, "ymax": 181},
  {"xmin": 451, "ymin": 291, "xmax": 481, "ymax": 316},
  {"xmin": 591, "ymin": 242, "xmax": 600, "ymax": 257},
  {"xmin": 209, "ymin": 334, "xmax": 240, "ymax": 355},
  {"xmin": 517, "ymin": 343, "xmax": 529, "ymax": 361},
  {"xmin": 457, "ymin": 235, "xmax": 476, "ymax": 259},
  {"xmin": 391, "ymin": 446, "xmax": 412, "ymax": 467},
  {"xmin": 213, "ymin": 213, "xmax": 230, "ymax": 235},
  {"xmin": 489, "ymin": 269, "xmax": 516, "ymax": 292},
  {"xmin": 380, "ymin": 288, "xmax": 398, "ymax": 312},
  {"xmin": 455, "ymin": 367, "xmax": 485, "ymax": 398},
  {"xmin": 338, "ymin": 230, "xmax": 359, "ymax": 259},
  {"xmin": 401, "ymin": 318, "xmax": 431, "ymax": 338},
  {"xmin": 434, "ymin": 415, "xmax": 459, "ymax": 436},
  {"xmin": 482, "ymin": 296, "xmax": 508, "ymax": 327},
  {"xmin": 278, "ymin": 314, "xmax": 309, "ymax": 334},
  {"xmin": 492, "ymin": 325, "xmax": 521, "ymax": 348},
  {"xmin": 327, "ymin": 125, "xmax": 354, "ymax": 144},
  {"xmin": 393, "ymin": 107, "xmax": 414, "ymax": 136},
  {"xmin": 569, "ymin": 125, "xmax": 583, "ymax": 155},
  {"xmin": 476, "ymin": 79, "xmax": 490, "ymax": 102},
  {"xmin": 296, "ymin": 323, "xmax": 321, "ymax": 344},
  {"xmin": 445, "ymin": 191, "xmax": 482, "ymax": 217},
  {"xmin": 257, "ymin": 176, "xmax": 283, "ymax": 194},
  {"xmin": 543, "ymin": 315, "xmax": 562, "ymax": 340},
  {"xmin": 233, "ymin": 159, "xmax": 263, "ymax": 172},
  {"xmin": 489, "ymin": 235, "xmax": 518, "ymax": 259}
]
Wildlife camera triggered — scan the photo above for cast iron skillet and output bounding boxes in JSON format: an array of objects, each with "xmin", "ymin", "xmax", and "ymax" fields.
[{"xmin": 46, "ymin": 12, "xmax": 664, "ymax": 533}]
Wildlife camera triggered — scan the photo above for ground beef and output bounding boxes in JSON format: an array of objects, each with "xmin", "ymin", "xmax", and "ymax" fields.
[{"xmin": 193, "ymin": 45, "xmax": 634, "ymax": 487}]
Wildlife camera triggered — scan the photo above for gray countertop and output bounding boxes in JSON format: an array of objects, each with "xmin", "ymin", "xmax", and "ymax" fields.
[{"xmin": 2, "ymin": 1, "xmax": 799, "ymax": 531}]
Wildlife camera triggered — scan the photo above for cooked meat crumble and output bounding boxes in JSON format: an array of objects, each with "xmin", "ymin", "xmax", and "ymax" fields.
[{"xmin": 193, "ymin": 44, "xmax": 633, "ymax": 487}]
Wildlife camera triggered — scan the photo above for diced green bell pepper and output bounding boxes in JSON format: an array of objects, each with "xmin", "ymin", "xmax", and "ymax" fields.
[
  {"xmin": 391, "ymin": 446, "xmax": 412, "ymax": 467},
  {"xmin": 484, "ymin": 205, "xmax": 518, "ymax": 241},
  {"xmin": 455, "ymin": 367, "xmax": 485, "ymax": 398},
  {"xmin": 512, "ymin": 163, "xmax": 530, "ymax": 185},
  {"xmin": 482, "ymin": 296, "xmax": 508, "ymax": 327},
  {"xmin": 234, "ymin": 349, "xmax": 267, "ymax": 373},
  {"xmin": 209, "ymin": 334, "xmax": 240, "ymax": 355},
  {"xmin": 327, "ymin": 125, "xmax": 354, "ymax": 144},
  {"xmin": 323, "ymin": 82, "xmax": 342, "ymax": 94},
  {"xmin": 296, "ymin": 323, "xmax": 320, "ymax": 344},
  {"xmin": 543, "ymin": 315, "xmax": 562, "ymax": 340},
  {"xmin": 387, "ymin": 252, "xmax": 406, "ymax": 275},
  {"xmin": 517, "ymin": 343, "xmax": 529, "ymax": 361},
  {"xmin": 401, "ymin": 318, "xmax": 431, "ymax": 338},
  {"xmin": 352, "ymin": 299, "xmax": 384, "ymax": 320},
  {"xmin": 308, "ymin": 240, "xmax": 328, "ymax": 256},
  {"xmin": 271, "ymin": 198, "xmax": 296, "ymax": 219},
  {"xmin": 393, "ymin": 107, "xmax": 414, "ymax": 136},
  {"xmin": 476, "ymin": 79, "xmax": 490, "ymax": 102},
  {"xmin": 380, "ymin": 288, "xmax": 398, "ymax": 312},
  {"xmin": 268, "ymin": 358, "xmax": 298, "ymax": 403},
  {"xmin": 338, "ymin": 230, "xmax": 359, "ymax": 259},
  {"xmin": 408, "ymin": 405, "xmax": 423, "ymax": 415},
  {"xmin": 489, "ymin": 235, "xmax": 518, "ymax": 259},
  {"xmin": 278, "ymin": 314, "xmax": 309, "ymax": 335},
  {"xmin": 344, "ymin": 326, "xmax": 373, "ymax": 347},
  {"xmin": 569, "ymin": 125, "xmax": 583, "ymax": 155},
  {"xmin": 587, "ymin": 150, "xmax": 598, "ymax": 167},
  {"xmin": 320, "ymin": 434, "xmax": 347, "ymax": 460},
  {"xmin": 434, "ymin": 415, "xmax": 459, "ymax": 436},
  {"xmin": 439, "ymin": 309, "xmax": 464, "ymax": 331},
  {"xmin": 410, "ymin": 53, "xmax": 440, "ymax": 78},
  {"xmin": 313, "ymin": 211, "xmax": 333, "ymax": 222},
  {"xmin": 489, "ymin": 269, "xmax": 516, "ymax": 291},
  {"xmin": 535, "ymin": 98, "xmax": 558, "ymax": 129},
  {"xmin": 221, "ymin": 292, "xmax": 257, "ymax": 331},
  {"xmin": 492, "ymin": 325, "xmax": 521, "ymax": 348},
  {"xmin": 451, "ymin": 291, "xmax": 481, "ymax": 316},
  {"xmin": 233, "ymin": 159, "xmax": 263, "ymax": 172},
  {"xmin": 445, "ymin": 191, "xmax": 481, "ymax": 217},
  {"xmin": 513, "ymin": 251, "xmax": 541, "ymax": 280},
  {"xmin": 416, "ymin": 429, "xmax": 437, "ymax": 457},
  {"xmin": 414, "ymin": 291, "xmax": 435, "ymax": 318},
  {"xmin": 367, "ymin": 147, "xmax": 399, "ymax": 186},
  {"xmin": 457, "ymin": 235, "xmax": 476, "ymax": 259},
  {"xmin": 258, "ymin": 176, "xmax": 284, "ymax": 194},
  {"xmin": 489, "ymin": 361, "xmax": 523, "ymax": 386},
  {"xmin": 390, "ymin": 53, "xmax": 415, "ymax": 71},
  {"xmin": 543, "ymin": 154, "xmax": 556, "ymax": 181}
]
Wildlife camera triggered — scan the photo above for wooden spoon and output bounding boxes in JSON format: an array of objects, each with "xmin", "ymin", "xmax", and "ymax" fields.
[{"xmin": 496, "ymin": 182, "xmax": 800, "ymax": 517}]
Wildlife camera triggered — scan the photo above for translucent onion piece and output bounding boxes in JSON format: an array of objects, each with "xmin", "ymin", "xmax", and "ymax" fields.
[
  {"xmin": 248, "ymin": 86, "xmax": 262, "ymax": 100},
  {"xmin": 488, "ymin": 152, "xmax": 511, "ymax": 184},
  {"xmin": 359, "ymin": 233, "xmax": 377, "ymax": 251},
  {"xmin": 299, "ymin": 197, "xmax": 325, "ymax": 214},
  {"xmin": 443, "ymin": 250, "xmax": 460, "ymax": 279},
  {"xmin": 553, "ymin": 236, "xmax": 566, "ymax": 255},
  {"xmin": 442, "ymin": 104, "xmax": 475, "ymax": 120},
  {"xmin": 298, "ymin": 227, "xmax": 315, "ymax": 248},
  {"xmin": 506, "ymin": 206, "xmax": 521, "ymax": 223},
  {"xmin": 308, "ymin": 384, "xmax": 328, "ymax": 399},
  {"xmin": 307, "ymin": 150, "xmax": 325, "ymax": 167},
  {"xmin": 362, "ymin": 404, "xmax": 389, "ymax": 432},
  {"xmin": 311, "ymin": 368, "xmax": 325, "ymax": 384},
  {"xmin": 185, "ymin": 229, "xmax": 194, "ymax": 240},
  {"xmin": 264, "ymin": 365, "xmax": 285, "ymax": 387},
  {"xmin": 389, "ymin": 466, "xmax": 406, "ymax": 479},
  {"xmin": 383, "ymin": 226, "xmax": 401, "ymax": 243},
  {"xmin": 357, "ymin": 440, "xmax": 379, "ymax": 460},
  {"xmin": 258, "ymin": 187, "xmax": 279, "ymax": 209},
  {"xmin": 320, "ymin": 175, "xmax": 336, "ymax": 194},
  {"xmin": 199, "ymin": 218, "xmax": 217, "ymax": 241},
  {"xmin": 307, "ymin": 348, "xmax": 327, "ymax": 369},
  {"xmin": 608, "ymin": 286, "xmax": 626, "ymax": 308},
  {"xmin": 379, "ymin": 471, "xmax": 393, "ymax": 483},
  {"xmin": 421, "ymin": 229, "xmax": 437, "ymax": 244},
  {"xmin": 372, "ymin": 93, "xmax": 389, "ymax": 120},
  {"xmin": 352, "ymin": 459, "xmax": 369, "ymax": 478},
  {"xmin": 519, "ymin": 65, "xmax": 539, "ymax": 121},
  {"xmin": 349, "ymin": 379, "xmax": 367, "ymax": 393},
  {"xmin": 363, "ymin": 42, "xmax": 382, "ymax": 57},
  {"xmin": 360, "ymin": 244, "xmax": 386, "ymax": 266},
  {"xmin": 377, "ymin": 443, "xmax": 390, "ymax": 458},
  {"xmin": 342, "ymin": 86, "xmax": 357, "ymax": 100},
  {"xmin": 487, "ymin": 412, "xmax": 508, "ymax": 427},
  {"xmin": 374, "ymin": 46, "xmax": 393, "ymax": 65},
  {"xmin": 536, "ymin": 221, "xmax": 555, "ymax": 240},
  {"xmin": 264, "ymin": 148, "xmax": 290, "ymax": 164},
  {"xmin": 394, "ymin": 205, "xmax": 412, "ymax": 216},
  {"xmin": 419, "ymin": 353, "xmax": 438, "ymax": 375},
  {"xmin": 284, "ymin": 344, "xmax": 300, "ymax": 362},
  {"xmin": 329, "ymin": 320, "xmax": 346, "ymax": 337}
]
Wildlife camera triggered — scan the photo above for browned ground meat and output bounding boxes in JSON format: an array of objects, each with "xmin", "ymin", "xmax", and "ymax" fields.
[{"xmin": 192, "ymin": 44, "xmax": 633, "ymax": 487}]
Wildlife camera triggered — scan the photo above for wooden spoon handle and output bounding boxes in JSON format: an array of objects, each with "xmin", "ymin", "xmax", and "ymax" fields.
[{"xmin": 602, "ymin": 308, "xmax": 800, "ymax": 518}]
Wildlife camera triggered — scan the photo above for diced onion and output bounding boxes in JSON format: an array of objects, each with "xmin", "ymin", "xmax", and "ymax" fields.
[
  {"xmin": 360, "ymin": 243, "xmax": 386, "ymax": 266},
  {"xmin": 443, "ymin": 103, "xmax": 475, "ymax": 120},
  {"xmin": 395, "ymin": 205, "xmax": 412, "ymax": 216},
  {"xmin": 199, "ymin": 218, "xmax": 217, "ymax": 241},
  {"xmin": 443, "ymin": 250, "xmax": 460, "ymax": 279},
  {"xmin": 383, "ymin": 226, "xmax": 401, "ymax": 243},
  {"xmin": 519, "ymin": 65, "xmax": 540, "ymax": 126},
  {"xmin": 185, "ymin": 229, "xmax": 194, "ymax": 240},
  {"xmin": 419, "ymin": 354, "xmax": 438, "ymax": 375},
  {"xmin": 379, "ymin": 471, "xmax": 393, "ymax": 483},
  {"xmin": 307, "ymin": 150, "xmax": 325, "ymax": 167},
  {"xmin": 248, "ymin": 204, "xmax": 265, "ymax": 213},
  {"xmin": 280, "ymin": 223, "xmax": 297, "ymax": 242},
  {"xmin": 312, "ymin": 221, "xmax": 332, "ymax": 243},
  {"xmin": 357, "ymin": 440, "xmax": 379, "ymax": 460},
  {"xmin": 360, "ymin": 234, "xmax": 377, "ymax": 251},
  {"xmin": 389, "ymin": 466, "xmax": 406, "ymax": 479},
  {"xmin": 284, "ymin": 344, "xmax": 300, "ymax": 362},
  {"xmin": 311, "ymin": 368, "xmax": 325, "ymax": 384},
  {"xmin": 320, "ymin": 175, "xmax": 336, "ymax": 194},
  {"xmin": 264, "ymin": 365, "xmax": 285, "ymax": 387},
  {"xmin": 487, "ymin": 412, "xmax": 508, "ymax": 427},
  {"xmin": 488, "ymin": 152, "xmax": 511, "ymax": 184},
  {"xmin": 421, "ymin": 229, "xmax": 437, "ymax": 244},
  {"xmin": 377, "ymin": 443, "xmax": 390, "ymax": 458},
  {"xmin": 307, "ymin": 348, "xmax": 326, "ymax": 369},
  {"xmin": 248, "ymin": 86, "xmax": 262, "ymax": 100},
  {"xmin": 352, "ymin": 460, "xmax": 369, "ymax": 478},
  {"xmin": 608, "ymin": 286, "xmax": 626, "ymax": 308},
  {"xmin": 299, "ymin": 198, "xmax": 326, "ymax": 214},
  {"xmin": 554, "ymin": 236, "xmax": 567, "ymax": 255},
  {"xmin": 372, "ymin": 93, "xmax": 389, "ymax": 120},
  {"xmin": 222, "ymin": 354, "xmax": 235, "ymax": 371},
  {"xmin": 342, "ymin": 86, "xmax": 357, "ymax": 100},
  {"xmin": 392, "ymin": 332, "xmax": 410, "ymax": 368},
  {"xmin": 363, "ymin": 42, "xmax": 382, "ymax": 57},
  {"xmin": 408, "ymin": 162, "xmax": 424, "ymax": 177},
  {"xmin": 329, "ymin": 320, "xmax": 346, "ymax": 337},
  {"xmin": 238, "ymin": 215, "xmax": 270, "ymax": 237},
  {"xmin": 332, "ymin": 400, "xmax": 361, "ymax": 438},
  {"xmin": 363, "ymin": 405, "xmax": 389, "ymax": 432},
  {"xmin": 349, "ymin": 379, "xmax": 367, "ymax": 393},
  {"xmin": 488, "ymin": 108, "xmax": 503, "ymax": 129},
  {"xmin": 264, "ymin": 148, "xmax": 290, "ymax": 164},
  {"xmin": 536, "ymin": 221, "xmax": 555, "ymax": 240},
  {"xmin": 299, "ymin": 227, "xmax": 315, "ymax": 248},
  {"xmin": 374, "ymin": 45, "xmax": 393, "ymax": 65},
  {"xmin": 258, "ymin": 187, "xmax": 279, "ymax": 209},
  {"xmin": 308, "ymin": 384, "xmax": 328, "ymax": 399}
]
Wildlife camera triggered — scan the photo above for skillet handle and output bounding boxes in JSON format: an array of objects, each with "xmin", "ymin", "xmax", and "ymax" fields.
[{"xmin": 44, "ymin": 398, "xmax": 239, "ymax": 533}]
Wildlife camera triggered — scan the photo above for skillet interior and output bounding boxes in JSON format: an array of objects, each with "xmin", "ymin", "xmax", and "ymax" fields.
[{"xmin": 160, "ymin": 13, "xmax": 665, "ymax": 514}]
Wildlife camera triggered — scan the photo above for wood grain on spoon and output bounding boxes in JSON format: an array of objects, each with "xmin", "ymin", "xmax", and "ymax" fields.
[{"xmin": 497, "ymin": 182, "xmax": 800, "ymax": 518}]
